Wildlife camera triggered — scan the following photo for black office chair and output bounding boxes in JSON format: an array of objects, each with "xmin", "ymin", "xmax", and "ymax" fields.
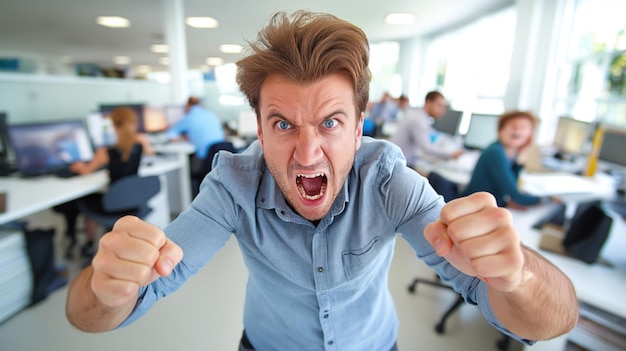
[
  {"xmin": 77, "ymin": 174, "xmax": 161, "ymax": 231},
  {"xmin": 408, "ymin": 171, "xmax": 511, "ymax": 350},
  {"xmin": 192, "ymin": 141, "xmax": 237, "ymax": 197}
]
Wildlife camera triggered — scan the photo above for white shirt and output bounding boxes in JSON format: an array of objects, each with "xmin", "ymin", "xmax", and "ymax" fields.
[{"xmin": 389, "ymin": 108, "xmax": 456, "ymax": 165}]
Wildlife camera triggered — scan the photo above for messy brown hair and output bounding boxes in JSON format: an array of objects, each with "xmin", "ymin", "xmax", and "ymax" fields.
[
  {"xmin": 497, "ymin": 110, "xmax": 538, "ymax": 131},
  {"xmin": 236, "ymin": 10, "xmax": 371, "ymax": 122}
]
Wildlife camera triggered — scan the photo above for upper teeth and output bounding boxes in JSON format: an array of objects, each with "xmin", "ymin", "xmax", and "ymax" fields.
[{"xmin": 298, "ymin": 173, "xmax": 324, "ymax": 178}]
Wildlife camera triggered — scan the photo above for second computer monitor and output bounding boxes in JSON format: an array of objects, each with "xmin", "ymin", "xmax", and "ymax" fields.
[
  {"xmin": 99, "ymin": 103, "xmax": 146, "ymax": 133},
  {"xmin": 463, "ymin": 113, "xmax": 499, "ymax": 150},
  {"xmin": 432, "ymin": 109, "xmax": 462, "ymax": 136},
  {"xmin": 599, "ymin": 127, "xmax": 626, "ymax": 168},
  {"xmin": 553, "ymin": 116, "xmax": 592, "ymax": 156}
]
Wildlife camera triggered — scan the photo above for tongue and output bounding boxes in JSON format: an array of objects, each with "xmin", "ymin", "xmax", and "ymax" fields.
[{"xmin": 301, "ymin": 176, "xmax": 323, "ymax": 196}]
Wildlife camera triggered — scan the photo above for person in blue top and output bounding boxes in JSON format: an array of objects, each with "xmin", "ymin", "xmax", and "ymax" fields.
[
  {"xmin": 166, "ymin": 96, "xmax": 225, "ymax": 178},
  {"xmin": 462, "ymin": 110, "xmax": 541, "ymax": 209},
  {"xmin": 66, "ymin": 11, "xmax": 578, "ymax": 351}
]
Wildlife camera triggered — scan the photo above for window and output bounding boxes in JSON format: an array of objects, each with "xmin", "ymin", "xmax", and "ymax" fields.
[
  {"xmin": 553, "ymin": 0, "xmax": 626, "ymax": 127},
  {"xmin": 421, "ymin": 7, "xmax": 516, "ymax": 117}
]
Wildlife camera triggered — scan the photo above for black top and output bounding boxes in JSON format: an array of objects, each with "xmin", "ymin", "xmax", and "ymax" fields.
[{"xmin": 108, "ymin": 143, "xmax": 142, "ymax": 183}]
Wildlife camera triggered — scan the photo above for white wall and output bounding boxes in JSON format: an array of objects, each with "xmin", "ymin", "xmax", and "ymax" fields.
[{"xmin": 0, "ymin": 72, "xmax": 171, "ymax": 123}]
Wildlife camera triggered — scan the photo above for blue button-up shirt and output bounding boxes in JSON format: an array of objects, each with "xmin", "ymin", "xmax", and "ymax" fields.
[
  {"xmin": 165, "ymin": 105, "xmax": 225, "ymax": 159},
  {"xmin": 120, "ymin": 137, "xmax": 527, "ymax": 350}
]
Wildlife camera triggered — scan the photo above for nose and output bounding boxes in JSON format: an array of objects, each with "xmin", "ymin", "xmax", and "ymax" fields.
[{"xmin": 293, "ymin": 128, "xmax": 323, "ymax": 166}]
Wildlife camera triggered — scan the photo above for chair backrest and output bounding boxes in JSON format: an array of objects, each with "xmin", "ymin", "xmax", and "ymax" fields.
[
  {"xmin": 102, "ymin": 174, "xmax": 161, "ymax": 213},
  {"xmin": 427, "ymin": 171, "xmax": 459, "ymax": 202},
  {"xmin": 202, "ymin": 141, "xmax": 237, "ymax": 175}
]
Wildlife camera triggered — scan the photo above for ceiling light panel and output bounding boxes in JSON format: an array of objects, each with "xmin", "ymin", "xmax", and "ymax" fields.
[
  {"xmin": 113, "ymin": 56, "xmax": 131, "ymax": 65},
  {"xmin": 219, "ymin": 44, "xmax": 242, "ymax": 54},
  {"xmin": 206, "ymin": 57, "xmax": 224, "ymax": 66},
  {"xmin": 385, "ymin": 13, "xmax": 416, "ymax": 25},
  {"xmin": 96, "ymin": 16, "xmax": 130, "ymax": 28},
  {"xmin": 151, "ymin": 44, "xmax": 169, "ymax": 53},
  {"xmin": 185, "ymin": 17, "xmax": 219, "ymax": 28}
]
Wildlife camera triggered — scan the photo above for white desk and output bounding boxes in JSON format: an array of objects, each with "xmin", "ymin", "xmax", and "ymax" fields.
[
  {"xmin": 153, "ymin": 141, "xmax": 195, "ymax": 213},
  {"xmin": 0, "ymin": 156, "xmax": 181, "ymax": 228},
  {"xmin": 0, "ymin": 172, "xmax": 108, "ymax": 226},
  {"xmin": 413, "ymin": 151, "xmax": 479, "ymax": 187}
]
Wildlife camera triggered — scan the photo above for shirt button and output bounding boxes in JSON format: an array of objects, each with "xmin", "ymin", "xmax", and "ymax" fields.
[
  {"xmin": 317, "ymin": 267, "xmax": 324, "ymax": 273},
  {"xmin": 280, "ymin": 210, "xmax": 286, "ymax": 215},
  {"xmin": 323, "ymin": 314, "xmax": 329, "ymax": 318},
  {"xmin": 328, "ymin": 341, "xmax": 334, "ymax": 345}
]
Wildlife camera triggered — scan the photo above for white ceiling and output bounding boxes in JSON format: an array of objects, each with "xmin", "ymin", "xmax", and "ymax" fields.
[{"xmin": 0, "ymin": 0, "xmax": 513, "ymax": 71}]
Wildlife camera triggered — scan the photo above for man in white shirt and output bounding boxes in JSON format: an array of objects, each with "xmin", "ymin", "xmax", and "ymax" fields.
[{"xmin": 390, "ymin": 91, "xmax": 463, "ymax": 167}]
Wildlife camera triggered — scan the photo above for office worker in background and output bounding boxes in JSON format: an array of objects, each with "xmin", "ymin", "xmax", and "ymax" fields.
[
  {"xmin": 390, "ymin": 91, "xmax": 464, "ymax": 169},
  {"xmin": 54, "ymin": 107, "xmax": 154, "ymax": 259},
  {"xmin": 166, "ymin": 96, "xmax": 225, "ymax": 184},
  {"xmin": 66, "ymin": 11, "xmax": 577, "ymax": 351},
  {"xmin": 461, "ymin": 110, "xmax": 541, "ymax": 209},
  {"xmin": 368, "ymin": 91, "xmax": 398, "ymax": 137}
]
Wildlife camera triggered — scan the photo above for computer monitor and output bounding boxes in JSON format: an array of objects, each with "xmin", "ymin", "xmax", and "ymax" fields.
[
  {"xmin": 237, "ymin": 109, "xmax": 258, "ymax": 139},
  {"xmin": 0, "ymin": 112, "xmax": 8, "ymax": 162},
  {"xmin": 0, "ymin": 112, "xmax": 15, "ymax": 175},
  {"xmin": 7, "ymin": 120, "xmax": 94, "ymax": 177},
  {"xmin": 432, "ymin": 109, "xmax": 462, "ymax": 136},
  {"xmin": 85, "ymin": 111, "xmax": 116, "ymax": 148},
  {"xmin": 598, "ymin": 127, "xmax": 626, "ymax": 168},
  {"xmin": 553, "ymin": 116, "xmax": 592, "ymax": 155},
  {"xmin": 99, "ymin": 103, "xmax": 145, "ymax": 133},
  {"xmin": 142, "ymin": 105, "xmax": 169, "ymax": 133},
  {"xmin": 463, "ymin": 113, "xmax": 499, "ymax": 150},
  {"xmin": 164, "ymin": 104, "xmax": 186, "ymax": 126}
]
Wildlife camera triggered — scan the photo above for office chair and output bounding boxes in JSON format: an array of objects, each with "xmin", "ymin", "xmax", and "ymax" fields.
[
  {"xmin": 192, "ymin": 141, "xmax": 237, "ymax": 197},
  {"xmin": 408, "ymin": 171, "xmax": 511, "ymax": 350},
  {"xmin": 203, "ymin": 141, "xmax": 237, "ymax": 175},
  {"xmin": 77, "ymin": 174, "xmax": 161, "ymax": 231}
]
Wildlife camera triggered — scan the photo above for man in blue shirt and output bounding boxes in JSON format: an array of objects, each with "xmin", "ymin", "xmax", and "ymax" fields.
[
  {"xmin": 167, "ymin": 97, "xmax": 225, "ymax": 172},
  {"xmin": 67, "ymin": 11, "xmax": 578, "ymax": 351}
]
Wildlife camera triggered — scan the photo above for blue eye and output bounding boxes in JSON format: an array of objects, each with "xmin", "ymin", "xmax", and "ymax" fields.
[
  {"xmin": 277, "ymin": 120, "xmax": 291, "ymax": 130},
  {"xmin": 323, "ymin": 119, "xmax": 338, "ymax": 129}
]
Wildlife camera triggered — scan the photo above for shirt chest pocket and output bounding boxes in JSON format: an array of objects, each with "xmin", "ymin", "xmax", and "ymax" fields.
[{"xmin": 341, "ymin": 236, "xmax": 383, "ymax": 281}]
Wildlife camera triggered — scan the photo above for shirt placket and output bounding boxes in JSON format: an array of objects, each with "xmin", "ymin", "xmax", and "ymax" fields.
[{"xmin": 312, "ymin": 229, "xmax": 337, "ymax": 350}]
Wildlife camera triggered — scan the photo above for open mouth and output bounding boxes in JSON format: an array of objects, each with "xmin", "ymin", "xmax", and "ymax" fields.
[{"xmin": 296, "ymin": 173, "xmax": 327, "ymax": 201}]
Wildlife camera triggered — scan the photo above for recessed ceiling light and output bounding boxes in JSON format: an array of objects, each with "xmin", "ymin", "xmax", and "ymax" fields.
[
  {"xmin": 185, "ymin": 17, "xmax": 219, "ymax": 28},
  {"xmin": 220, "ymin": 44, "xmax": 242, "ymax": 54},
  {"xmin": 206, "ymin": 57, "xmax": 224, "ymax": 66},
  {"xmin": 159, "ymin": 57, "xmax": 170, "ymax": 66},
  {"xmin": 96, "ymin": 16, "xmax": 130, "ymax": 28},
  {"xmin": 136, "ymin": 65, "xmax": 151, "ymax": 74},
  {"xmin": 385, "ymin": 13, "xmax": 416, "ymax": 25},
  {"xmin": 113, "ymin": 56, "xmax": 131, "ymax": 65},
  {"xmin": 150, "ymin": 44, "xmax": 169, "ymax": 53}
]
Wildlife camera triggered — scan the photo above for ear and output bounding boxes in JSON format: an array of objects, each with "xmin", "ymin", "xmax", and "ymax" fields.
[
  {"xmin": 257, "ymin": 123, "xmax": 264, "ymax": 149},
  {"xmin": 355, "ymin": 112, "xmax": 364, "ymax": 150}
]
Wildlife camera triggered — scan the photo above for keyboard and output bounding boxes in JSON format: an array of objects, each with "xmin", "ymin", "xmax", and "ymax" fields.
[{"xmin": 54, "ymin": 167, "xmax": 79, "ymax": 178}]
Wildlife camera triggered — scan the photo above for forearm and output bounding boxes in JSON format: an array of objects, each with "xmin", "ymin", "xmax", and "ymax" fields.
[
  {"xmin": 65, "ymin": 266, "xmax": 136, "ymax": 332},
  {"xmin": 489, "ymin": 246, "xmax": 578, "ymax": 340}
]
